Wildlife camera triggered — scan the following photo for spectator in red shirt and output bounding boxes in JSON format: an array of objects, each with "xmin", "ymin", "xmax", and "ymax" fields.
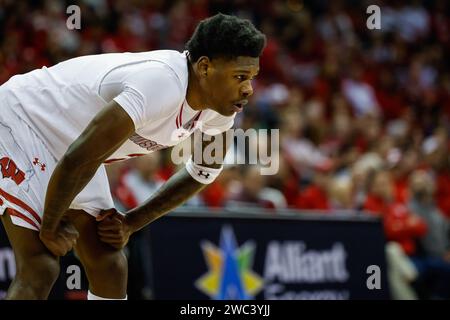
[
  {"xmin": 296, "ymin": 170, "xmax": 331, "ymax": 211},
  {"xmin": 364, "ymin": 169, "xmax": 427, "ymax": 255}
]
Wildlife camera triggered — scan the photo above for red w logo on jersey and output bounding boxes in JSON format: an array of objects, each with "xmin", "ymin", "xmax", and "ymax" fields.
[{"xmin": 0, "ymin": 157, "xmax": 25, "ymax": 186}]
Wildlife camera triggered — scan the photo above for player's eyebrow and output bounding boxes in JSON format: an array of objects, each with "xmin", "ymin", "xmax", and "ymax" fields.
[{"xmin": 233, "ymin": 69, "xmax": 259, "ymax": 76}]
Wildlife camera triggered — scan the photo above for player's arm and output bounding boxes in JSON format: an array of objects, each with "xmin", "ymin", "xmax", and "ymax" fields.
[
  {"xmin": 39, "ymin": 101, "xmax": 135, "ymax": 244},
  {"xmin": 127, "ymin": 130, "xmax": 231, "ymax": 231},
  {"xmin": 97, "ymin": 130, "xmax": 232, "ymax": 249}
]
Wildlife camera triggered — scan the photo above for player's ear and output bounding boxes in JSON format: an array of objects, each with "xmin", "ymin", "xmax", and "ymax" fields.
[{"xmin": 196, "ymin": 56, "xmax": 211, "ymax": 78}]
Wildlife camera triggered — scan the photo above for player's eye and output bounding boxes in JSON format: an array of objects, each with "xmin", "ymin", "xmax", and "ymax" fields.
[{"xmin": 235, "ymin": 75, "xmax": 247, "ymax": 81}]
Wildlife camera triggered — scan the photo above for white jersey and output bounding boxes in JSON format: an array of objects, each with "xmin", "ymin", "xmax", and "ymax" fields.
[{"xmin": 1, "ymin": 50, "xmax": 235, "ymax": 162}]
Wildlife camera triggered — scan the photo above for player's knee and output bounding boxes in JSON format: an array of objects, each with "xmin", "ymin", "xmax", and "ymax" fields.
[
  {"xmin": 106, "ymin": 252, "xmax": 127, "ymax": 277},
  {"xmin": 15, "ymin": 254, "xmax": 60, "ymax": 295},
  {"xmin": 101, "ymin": 251, "xmax": 127, "ymax": 277},
  {"xmin": 83, "ymin": 250, "xmax": 127, "ymax": 276}
]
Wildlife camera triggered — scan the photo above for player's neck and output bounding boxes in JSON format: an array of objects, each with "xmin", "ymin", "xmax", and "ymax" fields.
[{"xmin": 186, "ymin": 60, "xmax": 206, "ymax": 111}]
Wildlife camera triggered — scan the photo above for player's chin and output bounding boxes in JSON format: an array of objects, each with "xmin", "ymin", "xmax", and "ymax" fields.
[
  {"xmin": 214, "ymin": 108, "xmax": 232, "ymax": 117},
  {"xmin": 225, "ymin": 109, "xmax": 237, "ymax": 116},
  {"xmin": 222, "ymin": 105, "xmax": 239, "ymax": 117}
]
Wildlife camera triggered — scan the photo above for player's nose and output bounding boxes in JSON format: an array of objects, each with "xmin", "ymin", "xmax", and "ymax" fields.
[{"xmin": 241, "ymin": 82, "xmax": 253, "ymax": 98}]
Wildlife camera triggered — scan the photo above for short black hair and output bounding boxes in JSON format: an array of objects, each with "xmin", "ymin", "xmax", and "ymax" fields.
[{"xmin": 186, "ymin": 13, "xmax": 266, "ymax": 61}]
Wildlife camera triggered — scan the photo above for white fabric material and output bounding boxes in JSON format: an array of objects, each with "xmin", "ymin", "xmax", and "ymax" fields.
[
  {"xmin": 0, "ymin": 96, "xmax": 114, "ymax": 231},
  {"xmin": 9, "ymin": 216, "xmax": 38, "ymax": 231},
  {"xmin": 1, "ymin": 50, "xmax": 235, "ymax": 163},
  {"xmin": 185, "ymin": 157, "xmax": 223, "ymax": 184},
  {"xmin": 87, "ymin": 290, "xmax": 127, "ymax": 300}
]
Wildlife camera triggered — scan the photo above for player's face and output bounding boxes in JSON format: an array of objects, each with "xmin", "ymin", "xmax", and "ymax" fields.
[{"xmin": 203, "ymin": 56, "xmax": 259, "ymax": 116}]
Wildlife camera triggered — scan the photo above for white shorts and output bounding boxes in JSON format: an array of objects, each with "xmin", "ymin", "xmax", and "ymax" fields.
[{"xmin": 0, "ymin": 99, "xmax": 114, "ymax": 231}]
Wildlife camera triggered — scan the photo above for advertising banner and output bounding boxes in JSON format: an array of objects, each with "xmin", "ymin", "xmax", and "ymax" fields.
[
  {"xmin": 147, "ymin": 212, "xmax": 390, "ymax": 300},
  {"xmin": 0, "ymin": 211, "xmax": 390, "ymax": 300}
]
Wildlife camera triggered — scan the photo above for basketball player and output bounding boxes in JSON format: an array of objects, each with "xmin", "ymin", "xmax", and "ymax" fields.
[{"xmin": 0, "ymin": 13, "xmax": 265, "ymax": 299}]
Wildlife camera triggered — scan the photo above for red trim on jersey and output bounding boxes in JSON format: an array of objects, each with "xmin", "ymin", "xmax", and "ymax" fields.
[
  {"xmin": 180, "ymin": 103, "xmax": 184, "ymax": 126},
  {"xmin": 104, "ymin": 158, "xmax": 126, "ymax": 164},
  {"xmin": 126, "ymin": 153, "xmax": 146, "ymax": 158},
  {"xmin": 190, "ymin": 111, "xmax": 203, "ymax": 130},
  {"xmin": 0, "ymin": 187, "xmax": 42, "ymax": 224},
  {"xmin": 7, "ymin": 208, "xmax": 40, "ymax": 230},
  {"xmin": 177, "ymin": 102, "xmax": 184, "ymax": 129}
]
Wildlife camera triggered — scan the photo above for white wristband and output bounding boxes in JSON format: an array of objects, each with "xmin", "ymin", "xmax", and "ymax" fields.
[{"xmin": 185, "ymin": 157, "xmax": 223, "ymax": 184}]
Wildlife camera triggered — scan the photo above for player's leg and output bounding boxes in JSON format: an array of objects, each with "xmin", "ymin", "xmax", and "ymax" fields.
[
  {"xmin": 0, "ymin": 209, "xmax": 60, "ymax": 299},
  {"xmin": 67, "ymin": 209, "xmax": 128, "ymax": 299},
  {"xmin": 67, "ymin": 162, "xmax": 128, "ymax": 299},
  {"xmin": 0, "ymin": 108, "xmax": 61, "ymax": 299}
]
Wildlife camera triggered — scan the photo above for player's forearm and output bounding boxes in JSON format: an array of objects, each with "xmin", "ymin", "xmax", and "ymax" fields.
[
  {"xmin": 125, "ymin": 167, "xmax": 207, "ymax": 232},
  {"xmin": 41, "ymin": 157, "xmax": 101, "ymax": 233}
]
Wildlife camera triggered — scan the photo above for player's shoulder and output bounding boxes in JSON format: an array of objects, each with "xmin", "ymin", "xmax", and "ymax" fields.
[
  {"xmin": 123, "ymin": 50, "xmax": 188, "ymax": 89},
  {"xmin": 141, "ymin": 49, "xmax": 189, "ymax": 85}
]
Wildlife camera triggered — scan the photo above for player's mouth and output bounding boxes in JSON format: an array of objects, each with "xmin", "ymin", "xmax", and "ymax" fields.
[{"xmin": 232, "ymin": 100, "xmax": 248, "ymax": 113}]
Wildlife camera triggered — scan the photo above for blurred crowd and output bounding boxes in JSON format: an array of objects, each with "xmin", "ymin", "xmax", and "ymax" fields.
[{"xmin": 1, "ymin": 0, "xmax": 450, "ymax": 299}]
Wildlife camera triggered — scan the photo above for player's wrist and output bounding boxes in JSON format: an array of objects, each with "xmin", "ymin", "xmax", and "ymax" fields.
[
  {"xmin": 40, "ymin": 221, "xmax": 59, "ymax": 236},
  {"xmin": 123, "ymin": 214, "xmax": 138, "ymax": 234},
  {"xmin": 39, "ymin": 228, "xmax": 58, "ymax": 242}
]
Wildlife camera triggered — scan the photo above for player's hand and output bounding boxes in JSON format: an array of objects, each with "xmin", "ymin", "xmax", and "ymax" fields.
[
  {"xmin": 96, "ymin": 209, "xmax": 132, "ymax": 249},
  {"xmin": 39, "ymin": 219, "xmax": 79, "ymax": 256}
]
